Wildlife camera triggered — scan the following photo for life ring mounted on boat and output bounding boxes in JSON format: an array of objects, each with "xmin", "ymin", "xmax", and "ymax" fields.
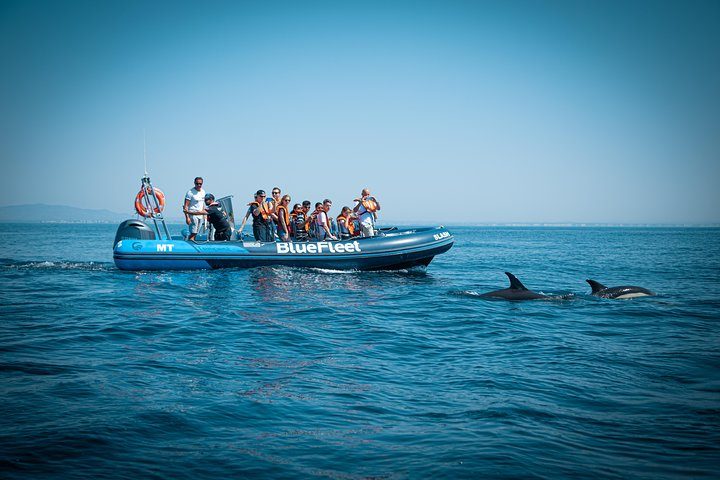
[{"xmin": 134, "ymin": 186, "xmax": 165, "ymax": 218}]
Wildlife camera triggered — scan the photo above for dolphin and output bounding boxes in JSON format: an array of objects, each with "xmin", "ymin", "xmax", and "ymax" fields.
[
  {"xmin": 480, "ymin": 272, "xmax": 549, "ymax": 300},
  {"xmin": 586, "ymin": 279, "xmax": 654, "ymax": 299}
]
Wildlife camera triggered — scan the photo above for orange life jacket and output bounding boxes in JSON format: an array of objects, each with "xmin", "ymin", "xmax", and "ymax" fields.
[
  {"xmin": 277, "ymin": 204, "xmax": 290, "ymax": 231},
  {"xmin": 361, "ymin": 197, "xmax": 379, "ymax": 213},
  {"xmin": 306, "ymin": 207, "xmax": 321, "ymax": 231},
  {"xmin": 291, "ymin": 211, "xmax": 308, "ymax": 236},
  {"xmin": 295, "ymin": 209, "xmax": 309, "ymax": 233},
  {"xmin": 248, "ymin": 201, "xmax": 274, "ymax": 220},
  {"xmin": 337, "ymin": 214, "xmax": 356, "ymax": 235}
]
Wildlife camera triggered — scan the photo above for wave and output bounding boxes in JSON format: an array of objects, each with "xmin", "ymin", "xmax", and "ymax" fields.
[{"xmin": 449, "ymin": 289, "xmax": 576, "ymax": 300}]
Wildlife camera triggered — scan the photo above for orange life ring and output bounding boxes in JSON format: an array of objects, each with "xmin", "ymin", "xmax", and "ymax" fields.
[{"xmin": 134, "ymin": 187, "xmax": 165, "ymax": 217}]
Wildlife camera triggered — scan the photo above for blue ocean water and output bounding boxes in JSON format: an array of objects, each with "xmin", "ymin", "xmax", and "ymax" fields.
[{"xmin": 1, "ymin": 224, "xmax": 719, "ymax": 479}]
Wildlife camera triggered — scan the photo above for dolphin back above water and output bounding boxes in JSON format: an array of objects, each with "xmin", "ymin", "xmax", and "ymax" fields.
[
  {"xmin": 480, "ymin": 272, "xmax": 548, "ymax": 300},
  {"xmin": 586, "ymin": 279, "xmax": 655, "ymax": 299}
]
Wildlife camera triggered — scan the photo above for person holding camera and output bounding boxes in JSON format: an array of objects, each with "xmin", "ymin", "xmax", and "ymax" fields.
[{"xmin": 353, "ymin": 188, "xmax": 381, "ymax": 237}]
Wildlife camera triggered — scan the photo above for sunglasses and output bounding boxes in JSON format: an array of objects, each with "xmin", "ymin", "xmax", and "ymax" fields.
[
  {"xmin": 195, "ymin": 182, "xmax": 203, "ymax": 186},
  {"xmin": 272, "ymin": 191, "xmax": 280, "ymax": 195}
]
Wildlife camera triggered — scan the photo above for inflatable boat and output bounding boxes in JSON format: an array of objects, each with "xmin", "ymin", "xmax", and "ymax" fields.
[
  {"xmin": 113, "ymin": 220, "xmax": 453, "ymax": 271},
  {"xmin": 114, "ymin": 175, "xmax": 453, "ymax": 271}
]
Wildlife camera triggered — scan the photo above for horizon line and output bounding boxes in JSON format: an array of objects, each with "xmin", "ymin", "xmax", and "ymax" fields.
[{"xmin": 1, "ymin": 203, "xmax": 718, "ymax": 227}]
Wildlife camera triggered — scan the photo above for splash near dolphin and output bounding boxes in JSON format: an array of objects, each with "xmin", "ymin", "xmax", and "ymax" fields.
[{"xmin": 586, "ymin": 280, "xmax": 655, "ymax": 299}]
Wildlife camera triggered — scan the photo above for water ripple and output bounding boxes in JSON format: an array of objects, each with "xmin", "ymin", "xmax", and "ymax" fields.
[{"xmin": 1, "ymin": 225, "xmax": 719, "ymax": 478}]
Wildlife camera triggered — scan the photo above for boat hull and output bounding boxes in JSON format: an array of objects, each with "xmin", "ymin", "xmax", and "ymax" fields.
[{"xmin": 113, "ymin": 226, "xmax": 454, "ymax": 271}]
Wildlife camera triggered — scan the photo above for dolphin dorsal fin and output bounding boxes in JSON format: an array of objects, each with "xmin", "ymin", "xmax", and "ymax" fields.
[
  {"xmin": 586, "ymin": 279, "xmax": 607, "ymax": 293},
  {"xmin": 505, "ymin": 272, "xmax": 528, "ymax": 290}
]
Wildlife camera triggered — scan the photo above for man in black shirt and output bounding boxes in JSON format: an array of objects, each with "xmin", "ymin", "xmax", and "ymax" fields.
[{"xmin": 203, "ymin": 194, "xmax": 231, "ymax": 241}]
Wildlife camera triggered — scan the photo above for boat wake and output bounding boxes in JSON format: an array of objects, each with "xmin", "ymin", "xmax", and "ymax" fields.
[
  {"xmin": 308, "ymin": 265, "xmax": 427, "ymax": 275},
  {"xmin": 0, "ymin": 258, "xmax": 114, "ymax": 271}
]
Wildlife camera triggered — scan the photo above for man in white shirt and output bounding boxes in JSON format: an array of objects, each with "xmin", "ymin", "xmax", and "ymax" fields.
[
  {"xmin": 183, "ymin": 177, "xmax": 206, "ymax": 241},
  {"xmin": 315, "ymin": 199, "xmax": 337, "ymax": 240}
]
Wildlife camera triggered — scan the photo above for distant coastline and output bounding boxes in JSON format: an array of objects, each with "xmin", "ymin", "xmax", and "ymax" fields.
[
  {"xmin": 0, "ymin": 204, "xmax": 717, "ymax": 227},
  {"xmin": 0, "ymin": 203, "xmax": 185, "ymax": 224},
  {"xmin": 436, "ymin": 222, "xmax": 720, "ymax": 228}
]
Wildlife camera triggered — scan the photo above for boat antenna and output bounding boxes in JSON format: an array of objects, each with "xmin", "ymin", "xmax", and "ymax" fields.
[{"xmin": 143, "ymin": 130, "xmax": 148, "ymax": 176}]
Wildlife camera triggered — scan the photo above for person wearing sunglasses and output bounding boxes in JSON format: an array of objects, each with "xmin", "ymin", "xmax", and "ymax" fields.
[
  {"xmin": 270, "ymin": 187, "xmax": 282, "ymax": 208},
  {"xmin": 290, "ymin": 203, "xmax": 308, "ymax": 241},
  {"xmin": 269, "ymin": 187, "xmax": 282, "ymax": 236},
  {"xmin": 312, "ymin": 200, "xmax": 337, "ymax": 241},
  {"xmin": 183, "ymin": 176, "xmax": 206, "ymax": 241},
  {"xmin": 299, "ymin": 200, "xmax": 312, "ymax": 238},
  {"xmin": 276, "ymin": 194, "xmax": 292, "ymax": 241},
  {"xmin": 238, "ymin": 190, "xmax": 276, "ymax": 242}
]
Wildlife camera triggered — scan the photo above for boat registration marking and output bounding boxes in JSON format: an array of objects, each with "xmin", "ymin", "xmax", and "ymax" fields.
[{"xmin": 433, "ymin": 232, "xmax": 451, "ymax": 241}]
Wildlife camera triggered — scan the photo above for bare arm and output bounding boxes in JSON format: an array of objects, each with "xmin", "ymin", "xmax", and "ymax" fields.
[
  {"xmin": 238, "ymin": 210, "xmax": 251, "ymax": 233},
  {"xmin": 183, "ymin": 198, "xmax": 191, "ymax": 224},
  {"xmin": 322, "ymin": 215, "xmax": 337, "ymax": 240},
  {"xmin": 279, "ymin": 216, "xmax": 289, "ymax": 241}
]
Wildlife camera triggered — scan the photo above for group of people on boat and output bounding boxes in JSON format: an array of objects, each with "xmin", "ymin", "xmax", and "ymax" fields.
[{"xmin": 182, "ymin": 177, "xmax": 381, "ymax": 243}]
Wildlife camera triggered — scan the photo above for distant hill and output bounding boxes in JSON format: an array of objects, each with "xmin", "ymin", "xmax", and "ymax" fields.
[{"xmin": 0, "ymin": 204, "xmax": 132, "ymax": 223}]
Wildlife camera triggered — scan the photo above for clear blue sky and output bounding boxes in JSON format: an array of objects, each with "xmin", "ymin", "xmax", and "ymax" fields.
[{"xmin": 1, "ymin": 0, "xmax": 718, "ymax": 223}]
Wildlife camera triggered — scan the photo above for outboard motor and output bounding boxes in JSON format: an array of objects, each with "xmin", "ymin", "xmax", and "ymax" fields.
[{"xmin": 114, "ymin": 219, "xmax": 156, "ymax": 245}]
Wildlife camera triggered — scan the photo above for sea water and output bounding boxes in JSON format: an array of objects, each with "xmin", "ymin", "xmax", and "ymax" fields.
[{"xmin": 1, "ymin": 224, "xmax": 718, "ymax": 479}]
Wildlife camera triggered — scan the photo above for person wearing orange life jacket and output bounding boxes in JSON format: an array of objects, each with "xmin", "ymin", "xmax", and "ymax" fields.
[
  {"xmin": 304, "ymin": 202, "xmax": 319, "ymax": 239},
  {"xmin": 336, "ymin": 206, "xmax": 358, "ymax": 240},
  {"xmin": 306, "ymin": 202, "xmax": 322, "ymax": 239},
  {"xmin": 269, "ymin": 187, "xmax": 282, "ymax": 236},
  {"xmin": 292, "ymin": 200, "xmax": 310, "ymax": 239},
  {"xmin": 353, "ymin": 188, "xmax": 381, "ymax": 237},
  {"xmin": 276, "ymin": 194, "xmax": 292, "ymax": 241},
  {"xmin": 270, "ymin": 187, "xmax": 282, "ymax": 209},
  {"xmin": 311, "ymin": 201, "xmax": 337, "ymax": 241},
  {"xmin": 238, "ymin": 190, "xmax": 277, "ymax": 242}
]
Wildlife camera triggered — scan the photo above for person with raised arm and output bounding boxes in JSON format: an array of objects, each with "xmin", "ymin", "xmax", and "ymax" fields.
[
  {"xmin": 336, "ymin": 206, "xmax": 358, "ymax": 240},
  {"xmin": 238, "ymin": 190, "xmax": 277, "ymax": 242},
  {"xmin": 353, "ymin": 188, "xmax": 381, "ymax": 237}
]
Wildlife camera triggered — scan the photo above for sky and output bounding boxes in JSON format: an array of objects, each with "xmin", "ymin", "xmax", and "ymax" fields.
[{"xmin": 1, "ymin": 0, "xmax": 719, "ymax": 224}]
